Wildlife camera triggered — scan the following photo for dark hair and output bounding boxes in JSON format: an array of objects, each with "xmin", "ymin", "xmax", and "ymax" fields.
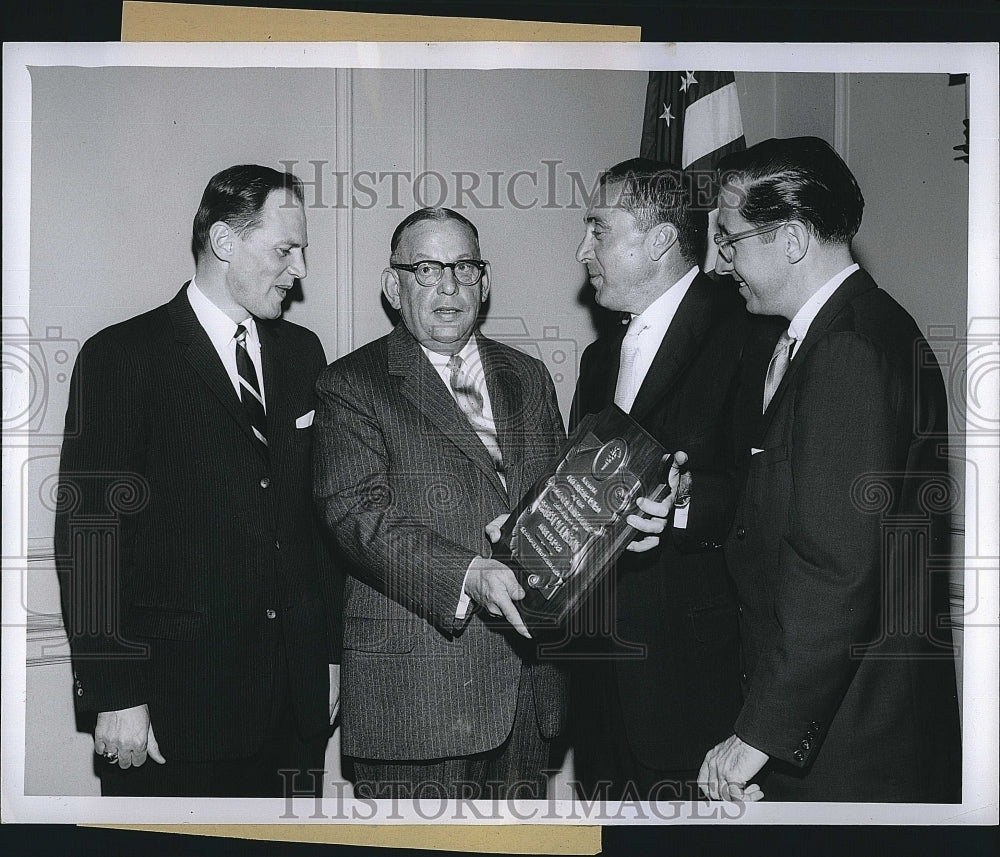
[
  {"xmin": 597, "ymin": 158, "xmax": 708, "ymax": 266},
  {"xmin": 390, "ymin": 207, "xmax": 480, "ymax": 257},
  {"xmin": 191, "ymin": 165, "xmax": 304, "ymax": 260},
  {"xmin": 717, "ymin": 136, "xmax": 864, "ymax": 243}
]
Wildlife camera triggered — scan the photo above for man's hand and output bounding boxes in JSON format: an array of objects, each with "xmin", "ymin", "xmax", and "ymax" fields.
[
  {"xmin": 94, "ymin": 703, "xmax": 165, "ymax": 769},
  {"xmin": 698, "ymin": 734, "xmax": 767, "ymax": 802},
  {"xmin": 626, "ymin": 450, "xmax": 690, "ymax": 552},
  {"xmin": 484, "ymin": 513, "xmax": 510, "ymax": 545},
  {"xmin": 464, "ymin": 556, "xmax": 531, "ymax": 638},
  {"xmin": 329, "ymin": 663, "xmax": 341, "ymax": 725}
]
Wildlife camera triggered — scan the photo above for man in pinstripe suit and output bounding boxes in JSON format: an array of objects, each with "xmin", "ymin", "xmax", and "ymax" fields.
[
  {"xmin": 315, "ymin": 208, "xmax": 620, "ymax": 800},
  {"xmin": 56, "ymin": 165, "xmax": 340, "ymax": 797}
]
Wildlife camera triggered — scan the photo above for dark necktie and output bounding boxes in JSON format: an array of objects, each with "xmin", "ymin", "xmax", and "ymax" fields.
[
  {"xmin": 234, "ymin": 324, "xmax": 268, "ymax": 455},
  {"xmin": 447, "ymin": 353, "xmax": 505, "ymax": 486},
  {"xmin": 762, "ymin": 329, "xmax": 797, "ymax": 413}
]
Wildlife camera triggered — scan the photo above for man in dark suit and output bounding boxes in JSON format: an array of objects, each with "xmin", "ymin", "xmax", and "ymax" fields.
[
  {"xmin": 569, "ymin": 158, "xmax": 773, "ymax": 801},
  {"xmin": 699, "ymin": 136, "xmax": 962, "ymax": 802},
  {"xmin": 55, "ymin": 164, "xmax": 340, "ymax": 797}
]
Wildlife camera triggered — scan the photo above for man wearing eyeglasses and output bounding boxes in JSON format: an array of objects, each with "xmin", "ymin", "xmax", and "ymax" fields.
[
  {"xmin": 698, "ymin": 136, "xmax": 961, "ymax": 802},
  {"xmin": 313, "ymin": 208, "xmax": 666, "ymax": 799}
]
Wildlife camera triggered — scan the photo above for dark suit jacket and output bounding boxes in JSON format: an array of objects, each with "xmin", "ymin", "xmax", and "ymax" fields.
[
  {"xmin": 55, "ymin": 286, "xmax": 338, "ymax": 762},
  {"xmin": 570, "ymin": 271, "xmax": 776, "ymax": 771},
  {"xmin": 726, "ymin": 269, "xmax": 962, "ymax": 802},
  {"xmin": 313, "ymin": 325, "xmax": 569, "ymax": 761}
]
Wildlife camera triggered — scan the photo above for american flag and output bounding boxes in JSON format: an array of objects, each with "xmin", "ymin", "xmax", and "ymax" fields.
[{"xmin": 640, "ymin": 70, "xmax": 746, "ymax": 270}]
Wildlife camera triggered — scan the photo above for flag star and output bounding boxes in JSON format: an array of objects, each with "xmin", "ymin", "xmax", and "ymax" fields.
[
  {"xmin": 680, "ymin": 71, "xmax": 698, "ymax": 93},
  {"xmin": 659, "ymin": 102, "xmax": 674, "ymax": 126}
]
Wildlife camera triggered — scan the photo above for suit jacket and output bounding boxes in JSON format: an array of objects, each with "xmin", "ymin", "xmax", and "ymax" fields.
[
  {"xmin": 55, "ymin": 286, "xmax": 338, "ymax": 762},
  {"xmin": 313, "ymin": 324, "xmax": 569, "ymax": 761},
  {"xmin": 726, "ymin": 269, "xmax": 962, "ymax": 802},
  {"xmin": 570, "ymin": 271, "xmax": 778, "ymax": 770}
]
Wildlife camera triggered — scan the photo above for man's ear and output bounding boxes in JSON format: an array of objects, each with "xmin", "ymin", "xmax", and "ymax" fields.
[
  {"xmin": 648, "ymin": 222, "xmax": 678, "ymax": 262},
  {"xmin": 784, "ymin": 221, "xmax": 810, "ymax": 264},
  {"xmin": 381, "ymin": 267, "xmax": 402, "ymax": 310},
  {"xmin": 479, "ymin": 262, "xmax": 491, "ymax": 304},
  {"xmin": 209, "ymin": 221, "xmax": 235, "ymax": 262}
]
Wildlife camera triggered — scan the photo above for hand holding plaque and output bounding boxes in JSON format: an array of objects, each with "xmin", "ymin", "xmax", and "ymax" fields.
[{"xmin": 490, "ymin": 404, "xmax": 674, "ymax": 633}]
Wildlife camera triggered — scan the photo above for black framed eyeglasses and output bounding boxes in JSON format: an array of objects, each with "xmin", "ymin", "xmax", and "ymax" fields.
[
  {"xmin": 391, "ymin": 259, "xmax": 488, "ymax": 287},
  {"xmin": 713, "ymin": 221, "xmax": 789, "ymax": 263}
]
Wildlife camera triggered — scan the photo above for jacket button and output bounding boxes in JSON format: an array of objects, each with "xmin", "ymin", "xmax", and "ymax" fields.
[
  {"xmin": 274, "ymin": 539, "xmax": 281, "ymax": 550},
  {"xmin": 736, "ymin": 526, "xmax": 746, "ymax": 540},
  {"xmin": 76, "ymin": 687, "xmax": 84, "ymax": 696},
  {"xmin": 740, "ymin": 672, "xmax": 748, "ymax": 683},
  {"xmin": 737, "ymin": 604, "xmax": 744, "ymax": 616},
  {"xmin": 793, "ymin": 749, "xmax": 804, "ymax": 762},
  {"xmin": 810, "ymin": 721, "xmax": 821, "ymax": 730},
  {"xmin": 800, "ymin": 738, "xmax": 811, "ymax": 750},
  {"xmin": 266, "ymin": 609, "xmax": 277, "ymax": 620},
  {"xmin": 260, "ymin": 477, "xmax": 270, "ymax": 488}
]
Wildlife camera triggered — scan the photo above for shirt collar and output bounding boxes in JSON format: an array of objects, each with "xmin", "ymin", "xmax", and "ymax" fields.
[
  {"xmin": 421, "ymin": 333, "xmax": 480, "ymax": 370},
  {"xmin": 787, "ymin": 263, "xmax": 860, "ymax": 345},
  {"xmin": 629, "ymin": 265, "xmax": 699, "ymax": 338},
  {"xmin": 187, "ymin": 278, "xmax": 257, "ymax": 348}
]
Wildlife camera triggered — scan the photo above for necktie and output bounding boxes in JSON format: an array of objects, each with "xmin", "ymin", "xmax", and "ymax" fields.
[
  {"xmin": 234, "ymin": 324, "xmax": 268, "ymax": 455},
  {"xmin": 614, "ymin": 317, "xmax": 649, "ymax": 412},
  {"xmin": 762, "ymin": 329, "xmax": 796, "ymax": 413},
  {"xmin": 447, "ymin": 353, "xmax": 506, "ymax": 486}
]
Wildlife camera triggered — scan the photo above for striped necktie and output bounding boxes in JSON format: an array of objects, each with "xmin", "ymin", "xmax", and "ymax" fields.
[
  {"xmin": 762, "ymin": 329, "xmax": 796, "ymax": 413},
  {"xmin": 234, "ymin": 324, "xmax": 268, "ymax": 455},
  {"xmin": 447, "ymin": 353, "xmax": 506, "ymax": 488}
]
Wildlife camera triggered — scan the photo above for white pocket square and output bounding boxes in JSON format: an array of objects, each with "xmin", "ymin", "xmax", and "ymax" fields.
[
  {"xmin": 296, "ymin": 410, "xmax": 315, "ymax": 428},
  {"xmin": 751, "ymin": 447, "xmax": 765, "ymax": 456}
]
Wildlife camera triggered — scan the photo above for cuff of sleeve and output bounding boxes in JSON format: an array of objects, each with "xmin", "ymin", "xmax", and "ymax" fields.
[
  {"xmin": 456, "ymin": 562, "xmax": 475, "ymax": 619},
  {"xmin": 673, "ymin": 498, "xmax": 690, "ymax": 529}
]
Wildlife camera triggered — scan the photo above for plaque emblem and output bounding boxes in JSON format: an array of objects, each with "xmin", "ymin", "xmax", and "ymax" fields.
[{"xmin": 593, "ymin": 438, "xmax": 628, "ymax": 480}]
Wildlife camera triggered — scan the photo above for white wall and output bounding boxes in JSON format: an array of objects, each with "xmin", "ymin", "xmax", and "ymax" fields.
[{"xmin": 19, "ymin": 66, "xmax": 969, "ymax": 796}]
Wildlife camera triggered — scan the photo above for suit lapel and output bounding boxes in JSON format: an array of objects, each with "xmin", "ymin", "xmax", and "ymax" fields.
[
  {"xmin": 760, "ymin": 269, "xmax": 878, "ymax": 434},
  {"xmin": 258, "ymin": 320, "xmax": 288, "ymax": 457},
  {"xmin": 629, "ymin": 273, "xmax": 717, "ymax": 423},
  {"xmin": 388, "ymin": 325, "xmax": 508, "ymax": 500},
  {"xmin": 167, "ymin": 284, "xmax": 268, "ymax": 461},
  {"xmin": 478, "ymin": 331, "xmax": 521, "ymax": 501}
]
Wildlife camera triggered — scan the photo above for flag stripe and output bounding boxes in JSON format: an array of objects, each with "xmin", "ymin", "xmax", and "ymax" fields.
[{"xmin": 681, "ymin": 82, "xmax": 744, "ymax": 168}]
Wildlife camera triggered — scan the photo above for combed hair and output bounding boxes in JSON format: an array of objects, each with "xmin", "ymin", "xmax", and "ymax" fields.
[
  {"xmin": 390, "ymin": 207, "xmax": 480, "ymax": 256},
  {"xmin": 717, "ymin": 136, "xmax": 864, "ymax": 243},
  {"xmin": 597, "ymin": 158, "xmax": 708, "ymax": 266},
  {"xmin": 192, "ymin": 165, "xmax": 304, "ymax": 261}
]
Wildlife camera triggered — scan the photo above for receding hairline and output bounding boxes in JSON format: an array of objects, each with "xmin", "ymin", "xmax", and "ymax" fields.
[{"xmin": 391, "ymin": 216, "xmax": 482, "ymax": 260}]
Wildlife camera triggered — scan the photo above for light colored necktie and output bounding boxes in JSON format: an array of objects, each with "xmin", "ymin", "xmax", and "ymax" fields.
[
  {"xmin": 447, "ymin": 354, "xmax": 506, "ymax": 486},
  {"xmin": 614, "ymin": 317, "xmax": 649, "ymax": 412},
  {"xmin": 234, "ymin": 324, "xmax": 268, "ymax": 455},
  {"xmin": 762, "ymin": 329, "xmax": 797, "ymax": 413}
]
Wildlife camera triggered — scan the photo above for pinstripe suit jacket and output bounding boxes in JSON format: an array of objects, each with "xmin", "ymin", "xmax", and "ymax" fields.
[
  {"xmin": 55, "ymin": 286, "xmax": 337, "ymax": 762},
  {"xmin": 314, "ymin": 324, "xmax": 569, "ymax": 760}
]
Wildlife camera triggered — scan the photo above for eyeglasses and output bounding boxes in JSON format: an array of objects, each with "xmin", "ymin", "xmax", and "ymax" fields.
[
  {"xmin": 713, "ymin": 221, "xmax": 789, "ymax": 263},
  {"xmin": 391, "ymin": 259, "xmax": 488, "ymax": 287}
]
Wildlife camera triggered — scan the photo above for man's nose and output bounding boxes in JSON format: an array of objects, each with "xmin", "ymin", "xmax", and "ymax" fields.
[
  {"xmin": 576, "ymin": 234, "xmax": 592, "ymax": 264},
  {"xmin": 436, "ymin": 268, "xmax": 460, "ymax": 295},
  {"xmin": 287, "ymin": 248, "xmax": 307, "ymax": 279}
]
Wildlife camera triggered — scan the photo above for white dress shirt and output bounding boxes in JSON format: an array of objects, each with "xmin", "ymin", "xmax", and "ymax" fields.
[
  {"xmin": 187, "ymin": 279, "xmax": 266, "ymax": 409},
  {"xmin": 786, "ymin": 263, "xmax": 861, "ymax": 358}
]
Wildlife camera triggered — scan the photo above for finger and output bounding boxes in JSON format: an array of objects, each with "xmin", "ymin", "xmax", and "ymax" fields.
[
  {"xmin": 94, "ymin": 738, "xmax": 108, "ymax": 757},
  {"xmin": 625, "ymin": 535, "xmax": 660, "ymax": 553},
  {"xmin": 626, "ymin": 511, "xmax": 666, "ymax": 534},
  {"xmin": 118, "ymin": 749, "xmax": 133, "ymax": 770},
  {"xmin": 634, "ymin": 496, "xmax": 672, "ymax": 519},
  {"xmin": 494, "ymin": 594, "xmax": 532, "ymax": 639},
  {"xmin": 744, "ymin": 784, "xmax": 764, "ymax": 801},
  {"xmin": 132, "ymin": 747, "xmax": 148, "ymax": 768},
  {"xmin": 147, "ymin": 727, "xmax": 166, "ymax": 765},
  {"xmin": 672, "ymin": 450, "xmax": 689, "ymax": 468}
]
